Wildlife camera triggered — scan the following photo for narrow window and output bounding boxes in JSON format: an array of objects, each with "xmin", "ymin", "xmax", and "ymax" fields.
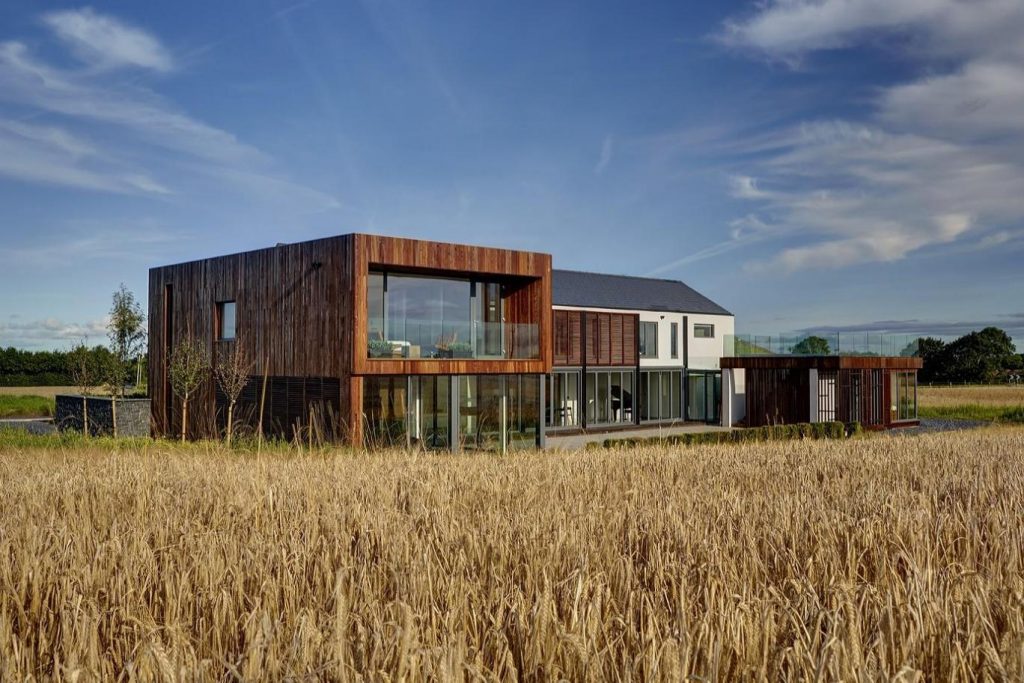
[
  {"xmin": 639, "ymin": 321, "xmax": 658, "ymax": 358},
  {"xmin": 670, "ymin": 323, "xmax": 679, "ymax": 358},
  {"xmin": 694, "ymin": 323, "xmax": 715, "ymax": 339},
  {"xmin": 217, "ymin": 301, "xmax": 237, "ymax": 341}
]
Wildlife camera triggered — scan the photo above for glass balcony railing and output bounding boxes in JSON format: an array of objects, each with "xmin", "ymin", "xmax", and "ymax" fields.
[
  {"xmin": 724, "ymin": 333, "xmax": 920, "ymax": 358},
  {"xmin": 367, "ymin": 320, "xmax": 540, "ymax": 360}
]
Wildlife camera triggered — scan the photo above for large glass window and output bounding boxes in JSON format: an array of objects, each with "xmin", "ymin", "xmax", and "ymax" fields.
[
  {"xmin": 386, "ymin": 273, "xmax": 472, "ymax": 359},
  {"xmin": 363, "ymin": 374, "xmax": 540, "ymax": 451},
  {"xmin": 458, "ymin": 375, "xmax": 505, "ymax": 451},
  {"xmin": 362, "ymin": 376, "xmax": 408, "ymax": 448},
  {"xmin": 546, "ymin": 370, "xmax": 580, "ymax": 429},
  {"xmin": 639, "ymin": 322, "xmax": 658, "ymax": 358},
  {"xmin": 368, "ymin": 271, "xmax": 525, "ymax": 360},
  {"xmin": 408, "ymin": 376, "xmax": 451, "ymax": 450},
  {"xmin": 893, "ymin": 371, "xmax": 917, "ymax": 422},
  {"xmin": 585, "ymin": 369, "xmax": 634, "ymax": 426},
  {"xmin": 686, "ymin": 371, "xmax": 721, "ymax": 423},
  {"xmin": 507, "ymin": 375, "xmax": 540, "ymax": 451},
  {"xmin": 640, "ymin": 370, "xmax": 682, "ymax": 422}
]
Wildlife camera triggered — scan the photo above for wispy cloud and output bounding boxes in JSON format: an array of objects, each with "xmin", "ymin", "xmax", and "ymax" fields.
[
  {"xmin": 0, "ymin": 225, "xmax": 184, "ymax": 268},
  {"xmin": 714, "ymin": 0, "xmax": 1024, "ymax": 273},
  {"xmin": 42, "ymin": 7, "xmax": 174, "ymax": 72},
  {"xmin": 0, "ymin": 9, "xmax": 338, "ymax": 210},
  {"xmin": 0, "ymin": 118, "xmax": 170, "ymax": 194}
]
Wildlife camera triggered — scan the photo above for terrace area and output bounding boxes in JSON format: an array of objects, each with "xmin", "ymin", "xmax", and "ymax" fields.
[{"xmin": 725, "ymin": 333, "xmax": 920, "ymax": 358}]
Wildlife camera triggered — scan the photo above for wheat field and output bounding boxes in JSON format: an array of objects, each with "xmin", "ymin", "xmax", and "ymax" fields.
[
  {"xmin": 1, "ymin": 430, "xmax": 1023, "ymax": 681},
  {"xmin": 919, "ymin": 384, "xmax": 1024, "ymax": 408}
]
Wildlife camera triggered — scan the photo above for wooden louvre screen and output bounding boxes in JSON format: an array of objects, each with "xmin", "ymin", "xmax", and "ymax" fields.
[{"xmin": 216, "ymin": 375, "xmax": 343, "ymax": 440}]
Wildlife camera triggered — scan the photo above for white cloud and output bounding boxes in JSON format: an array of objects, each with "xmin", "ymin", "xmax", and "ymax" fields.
[
  {"xmin": 0, "ymin": 11, "xmax": 339, "ymax": 210},
  {"xmin": 0, "ymin": 317, "xmax": 109, "ymax": 350},
  {"xmin": 719, "ymin": 0, "xmax": 1024, "ymax": 61},
  {"xmin": 716, "ymin": 0, "xmax": 1024, "ymax": 272},
  {"xmin": 43, "ymin": 7, "xmax": 174, "ymax": 72},
  {"xmin": 0, "ymin": 42, "xmax": 261, "ymax": 165},
  {"xmin": 729, "ymin": 175, "xmax": 771, "ymax": 199}
]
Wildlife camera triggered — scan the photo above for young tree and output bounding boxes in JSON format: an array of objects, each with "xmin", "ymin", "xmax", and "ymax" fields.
[
  {"xmin": 169, "ymin": 336, "xmax": 211, "ymax": 442},
  {"xmin": 108, "ymin": 283, "xmax": 147, "ymax": 400},
  {"xmin": 101, "ymin": 351, "xmax": 131, "ymax": 437},
  {"xmin": 214, "ymin": 343, "xmax": 252, "ymax": 446},
  {"xmin": 66, "ymin": 340, "xmax": 98, "ymax": 436}
]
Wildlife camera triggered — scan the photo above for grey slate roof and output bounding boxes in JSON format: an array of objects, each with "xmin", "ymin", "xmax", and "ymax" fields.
[{"xmin": 552, "ymin": 269, "xmax": 732, "ymax": 316}]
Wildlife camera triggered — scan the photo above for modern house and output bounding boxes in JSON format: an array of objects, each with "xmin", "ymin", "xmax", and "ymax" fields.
[
  {"xmin": 149, "ymin": 234, "xmax": 551, "ymax": 451},
  {"xmin": 148, "ymin": 232, "xmax": 919, "ymax": 449},
  {"xmin": 545, "ymin": 270, "xmax": 733, "ymax": 436}
]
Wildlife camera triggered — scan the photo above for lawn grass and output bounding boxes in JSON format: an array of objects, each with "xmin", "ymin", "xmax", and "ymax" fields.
[
  {"xmin": 0, "ymin": 395, "xmax": 55, "ymax": 419},
  {"xmin": 918, "ymin": 404, "xmax": 1024, "ymax": 422}
]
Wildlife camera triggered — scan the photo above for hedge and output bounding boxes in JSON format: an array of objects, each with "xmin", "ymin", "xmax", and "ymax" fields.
[{"xmin": 595, "ymin": 421, "xmax": 857, "ymax": 449}]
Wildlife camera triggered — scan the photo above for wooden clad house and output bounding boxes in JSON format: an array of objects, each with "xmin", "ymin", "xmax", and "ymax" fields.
[
  {"xmin": 149, "ymin": 234, "xmax": 552, "ymax": 450},
  {"xmin": 149, "ymin": 232, "xmax": 918, "ymax": 448}
]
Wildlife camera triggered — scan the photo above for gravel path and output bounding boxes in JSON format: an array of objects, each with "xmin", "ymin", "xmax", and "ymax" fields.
[{"xmin": 0, "ymin": 419, "xmax": 57, "ymax": 435}]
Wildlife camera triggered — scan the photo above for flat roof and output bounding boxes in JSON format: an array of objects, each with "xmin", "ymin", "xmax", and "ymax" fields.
[{"xmin": 720, "ymin": 356, "xmax": 924, "ymax": 370}]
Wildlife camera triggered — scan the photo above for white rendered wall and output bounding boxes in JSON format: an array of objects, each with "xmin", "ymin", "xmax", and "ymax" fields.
[{"xmin": 722, "ymin": 368, "xmax": 746, "ymax": 427}]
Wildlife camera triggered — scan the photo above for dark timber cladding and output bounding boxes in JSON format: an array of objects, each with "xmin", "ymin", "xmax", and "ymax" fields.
[
  {"xmin": 721, "ymin": 355, "xmax": 923, "ymax": 429},
  {"xmin": 149, "ymin": 233, "xmax": 553, "ymax": 443},
  {"xmin": 149, "ymin": 236, "xmax": 354, "ymax": 439}
]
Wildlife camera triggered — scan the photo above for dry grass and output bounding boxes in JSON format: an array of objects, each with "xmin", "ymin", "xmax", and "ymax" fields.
[
  {"xmin": 0, "ymin": 386, "xmax": 96, "ymax": 398},
  {"xmin": 919, "ymin": 384, "xmax": 1024, "ymax": 408},
  {"xmin": 2, "ymin": 430, "xmax": 1023, "ymax": 680}
]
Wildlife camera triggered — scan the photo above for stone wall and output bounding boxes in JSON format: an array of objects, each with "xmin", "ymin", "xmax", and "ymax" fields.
[{"xmin": 55, "ymin": 395, "xmax": 151, "ymax": 437}]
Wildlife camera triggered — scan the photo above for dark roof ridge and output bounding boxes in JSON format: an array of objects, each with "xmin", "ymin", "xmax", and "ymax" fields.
[{"xmin": 552, "ymin": 268, "xmax": 683, "ymax": 285}]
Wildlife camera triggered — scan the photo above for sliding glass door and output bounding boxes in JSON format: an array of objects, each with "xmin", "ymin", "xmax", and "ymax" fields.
[{"xmin": 686, "ymin": 371, "xmax": 721, "ymax": 424}]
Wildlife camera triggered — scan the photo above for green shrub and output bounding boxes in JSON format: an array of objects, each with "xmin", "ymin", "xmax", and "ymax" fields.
[{"xmin": 596, "ymin": 420, "xmax": 852, "ymax": 449}]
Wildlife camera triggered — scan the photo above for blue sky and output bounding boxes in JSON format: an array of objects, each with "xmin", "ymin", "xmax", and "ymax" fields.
[{"xmin": 1, "ymin": 0, "xmax": 1022, "ymax": 350}]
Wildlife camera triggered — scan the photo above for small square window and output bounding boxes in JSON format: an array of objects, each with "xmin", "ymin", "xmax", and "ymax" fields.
[
  {"xmin": 694, "ymin": 324, "xmax": 715, "ymax": 339},
  {"xmin": 217, "ymin": 301, "xmax": 236, "ymax": 340}
]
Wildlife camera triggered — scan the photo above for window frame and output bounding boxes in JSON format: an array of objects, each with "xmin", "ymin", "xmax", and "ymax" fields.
[
  {"xmin": 639, "ymin": 321, "xmax": 658, "ymax": 358},
  {"xmin": 670, "ymin": 322, "xmax": 679, "ymax": 359},
  {"xmin": 694, "ymin": 323, "xmax": 715, "ymax": 339},
  {"xmin": 216, "ymin": 300, "xmax": 237, "ymax": 341}
]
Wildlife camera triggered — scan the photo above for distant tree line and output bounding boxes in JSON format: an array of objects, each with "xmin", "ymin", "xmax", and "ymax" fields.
[
  {"xmin": 0, "ymin": 346, "xmax": 116, "ymax": 386},
  {"xmin": 1, "ymin": 284, "xmax": 147, "ymax": 389},
  {"xmin": 909, "ymin": 327, "xmax": 1022, "ymax": 384}
]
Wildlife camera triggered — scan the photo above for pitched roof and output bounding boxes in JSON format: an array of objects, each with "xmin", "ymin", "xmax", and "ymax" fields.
[{"xmin": 552, "ymin": 269, "xmax": 732, "ymax": 316}]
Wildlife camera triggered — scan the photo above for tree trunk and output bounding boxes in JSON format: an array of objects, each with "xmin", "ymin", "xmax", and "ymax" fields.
[
  {"xmin": 82, "ymin": 396, "xmax": 89, "ymax": 437},
  {"xmin": 111, "ymin": 396, "xmax": 118, "ymax": 438},
  {"xmin": 181, "ymin": 394, "xmax": 189, "ymax": 443},
  {"xmin": 226, "ymin": 400, "xmax": 234, "ymax": 446}
]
